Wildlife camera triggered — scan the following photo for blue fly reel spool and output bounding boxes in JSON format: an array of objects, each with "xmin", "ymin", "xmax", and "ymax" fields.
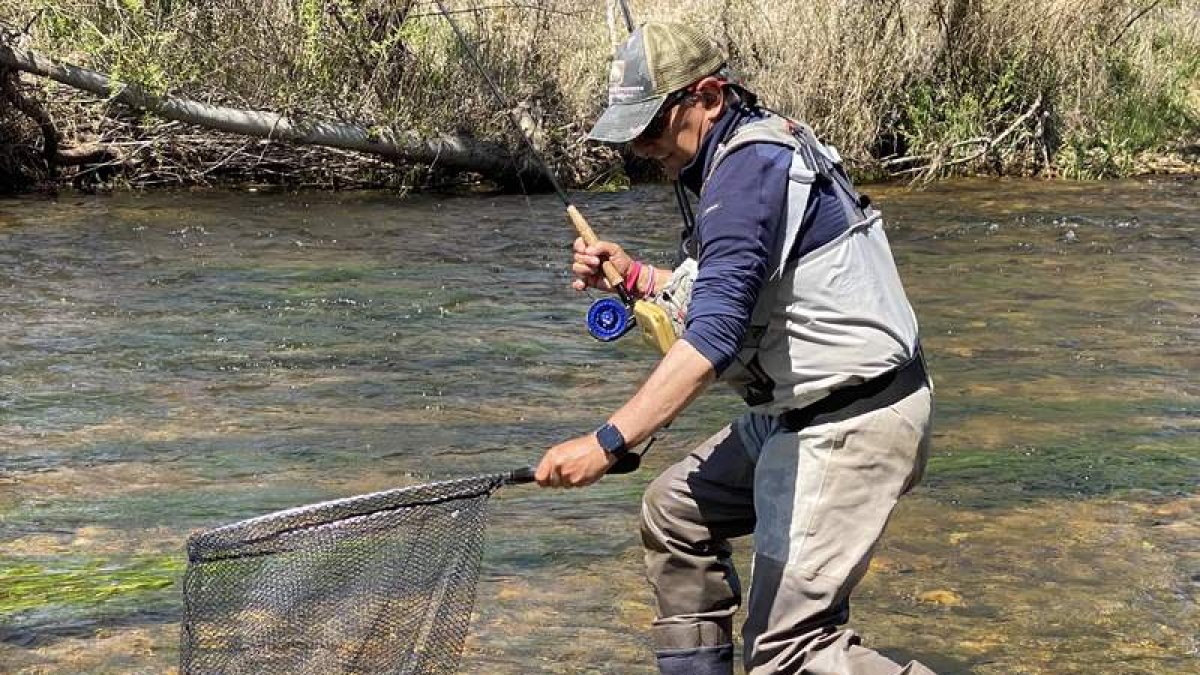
[{"xmin": 587, "ymin": 297, "xmax": 634, "ymax": 342}]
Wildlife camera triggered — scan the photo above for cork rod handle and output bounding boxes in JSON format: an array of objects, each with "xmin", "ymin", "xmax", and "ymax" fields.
[{"xmin": 567, "ymin": 204, "xmax": 625, "ymax": 289}]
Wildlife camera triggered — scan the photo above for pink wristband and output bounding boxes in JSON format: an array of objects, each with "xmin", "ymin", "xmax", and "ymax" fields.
[{"xmin": 624, "ymin": 261, "xmax": 642, "ymax": 294}]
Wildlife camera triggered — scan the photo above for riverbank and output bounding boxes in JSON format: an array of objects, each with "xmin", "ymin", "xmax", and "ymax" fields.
[{"xmin": 2, "ymin": 0, "xmax": 1198, "ymax": 193}]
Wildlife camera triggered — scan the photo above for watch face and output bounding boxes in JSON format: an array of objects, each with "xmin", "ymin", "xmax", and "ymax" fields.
[{"xmin": 596, "ymin": 424, "xmax": 626, "ymax": 454}]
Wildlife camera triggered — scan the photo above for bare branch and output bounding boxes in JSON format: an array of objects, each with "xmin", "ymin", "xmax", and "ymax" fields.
[
  {"xmin": 0, "ymin": 44, "xmax": 526, "ymax": 181},
  {"xmin": 1109, "ymin": 0, "xmax": 1164, "ymax": 48},
  {"xmin": 890, "ymin": 95, "xmax": 1043, "ymax": 180},
  {"xmin": 1, "ymin": 64, "xmax": 60, "ymax": 175},
  {"xmin": 407, "ymin": 3, "xmax": 587, "ymax": 19}
]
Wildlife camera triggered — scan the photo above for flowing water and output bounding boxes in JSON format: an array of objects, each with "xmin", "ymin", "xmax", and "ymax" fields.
[{"xmin": 0, "ymin": 178, "xmax": 1196, "ymax": 674}]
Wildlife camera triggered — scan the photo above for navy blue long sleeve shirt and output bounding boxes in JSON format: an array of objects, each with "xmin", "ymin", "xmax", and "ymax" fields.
[{"xmin": 677, "ymin": 107, "xmax": 848, "ymax": 374}]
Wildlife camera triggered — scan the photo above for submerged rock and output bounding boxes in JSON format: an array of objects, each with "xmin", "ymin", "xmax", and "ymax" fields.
[{"xmin": 918, "ymin": 589, "xmax": 965, "ymax": 607}]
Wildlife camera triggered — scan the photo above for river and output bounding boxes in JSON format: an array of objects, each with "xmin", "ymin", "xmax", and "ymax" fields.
[{"xmin": 0, "ymin": 178, "xmax": 1196, "ymax": 673}]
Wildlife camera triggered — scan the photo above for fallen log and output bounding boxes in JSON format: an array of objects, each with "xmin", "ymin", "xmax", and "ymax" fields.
[
  {"xmin": 0, "ymin": 44, "xmax": 533, "ymax": 185},
  {"xmin": 57, "ymin": 142, "xmax": 120, "ymax": 167}
]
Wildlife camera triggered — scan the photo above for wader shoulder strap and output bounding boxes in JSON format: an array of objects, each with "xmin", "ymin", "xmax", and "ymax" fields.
[
  {"xmin": 743, "ymin": 157, "xmax": 809, "ymax": 346},
  {"xmin": 705, "ymin": 116, "xmax": 801, "ymax": 187},
  {"xmin": 771, "ymin": 152, "xmax": 816, "ymax": 280},
  {"xmin": 790, "ymin": 122, "xmax": 871, "ymax": 224},
  {"xmin": 704, "ymin": 116, "xmax": 818, "ymax": 282}
]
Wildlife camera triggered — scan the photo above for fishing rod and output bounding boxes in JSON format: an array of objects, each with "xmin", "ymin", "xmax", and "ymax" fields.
[
  {"xmin": 616, "ymin": 0, "xmax": 635, "ymax": 33},
  {"xmin": 431, "ymin": 0, "xmax": 674, "ymax": 355}
]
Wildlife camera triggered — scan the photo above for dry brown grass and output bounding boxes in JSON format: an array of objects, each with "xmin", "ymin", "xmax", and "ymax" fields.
[{"xmin": 1, "ymin": 0, "xmax": 1196, "ymax": 188}]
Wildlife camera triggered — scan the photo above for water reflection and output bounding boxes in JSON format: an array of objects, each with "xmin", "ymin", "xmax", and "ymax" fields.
[{"xmin": 0, "ymin": 178, "xmax": 1196, "ymax": 673}]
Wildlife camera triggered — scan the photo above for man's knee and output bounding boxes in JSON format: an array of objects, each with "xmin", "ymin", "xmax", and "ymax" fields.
[{"xmin": 640, "ymin": 468, "xmax": 690, "ymax": 552}]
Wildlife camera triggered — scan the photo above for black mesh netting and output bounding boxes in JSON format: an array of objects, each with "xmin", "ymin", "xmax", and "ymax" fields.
[{"xmin": 180, "ymin": 474, "xmax": 506, "ymax": 675}]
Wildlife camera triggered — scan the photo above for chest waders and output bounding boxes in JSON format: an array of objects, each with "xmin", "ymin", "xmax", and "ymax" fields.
[
  {"xmin": 714, "ymin": 115, "xmax": 868, "ymax": 407},
  {"xmin": 673, "ymin": 113, "xmax": 922, "ymax": 413}
]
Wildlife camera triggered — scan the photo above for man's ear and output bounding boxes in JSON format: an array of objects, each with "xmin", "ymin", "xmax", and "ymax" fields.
[{"xmin": 694, "ymin": 77, "xmax": 727, "ymax": 121}]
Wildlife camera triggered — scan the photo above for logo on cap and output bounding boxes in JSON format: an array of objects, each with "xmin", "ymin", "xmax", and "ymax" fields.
[
  {"xmin": 608, "ymin": 59, "xmax": 647, "ymax": 103},
  {"xmin": 609, "ymin": 60, "xmax": 626, "ymax": 87}
]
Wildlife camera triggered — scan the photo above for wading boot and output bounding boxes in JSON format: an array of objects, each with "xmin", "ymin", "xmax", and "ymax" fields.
[{"xmin": 655, "ymin": 644, "xmax": 734, "ymax": 675}]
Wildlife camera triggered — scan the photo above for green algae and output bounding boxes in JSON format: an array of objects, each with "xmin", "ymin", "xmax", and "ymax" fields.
[
  {"xmin": 926, "ymin": 434, "xmax": 1199, "ymax": 505},
  {"xmin": 5, "ymin": 482, "xmax": 336, "ymax": 532},
  {"xmin": 0, "ymin": 555, "xmax": 183, "ymax": 616},
  {"xmin": 280, "ymin": 266, "xmax": 371, "ymax": 284},
  {"xmin": 933, "ymin": 392, "xmax": 1198, "ymax": 432},
  {"xmin": 485, "ymin": 339, "xmax": 554, "ymax": 358}
]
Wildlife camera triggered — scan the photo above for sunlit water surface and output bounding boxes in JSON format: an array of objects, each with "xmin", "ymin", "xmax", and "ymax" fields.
[{"xmin": 0, "ymin": 178, "xmax": 1196, "ymax": 673}]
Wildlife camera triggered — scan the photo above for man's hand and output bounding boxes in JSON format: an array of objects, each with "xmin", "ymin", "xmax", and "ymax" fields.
[
  {"xmin": 571, "ymin": 237, "xmax": 633, "ymax": 293},
  {"xmin": 535, "ymin": 433, "xmax": 617, "ymax": 488}
]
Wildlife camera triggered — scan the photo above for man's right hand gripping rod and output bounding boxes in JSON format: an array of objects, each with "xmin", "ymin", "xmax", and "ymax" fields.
[{"xmin": 566, "ymin": 205, "xmax": 677, "ymax": 354}]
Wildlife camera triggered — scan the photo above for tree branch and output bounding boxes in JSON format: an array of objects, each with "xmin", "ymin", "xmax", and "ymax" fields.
[
  {"xmin": 889, "ymin": 95, "xmax": 1042, "ymax": 179},
  {"xmin": 0, "ymin": 43, "xmax": 527, "ymax": 181},
  {"xmin": 1, "ymin": 64, "xmax": 60, "ymax": 176},
  {"xmin": 1109, "ymin": 0, "xmax": 1164, "ymax": 48}
]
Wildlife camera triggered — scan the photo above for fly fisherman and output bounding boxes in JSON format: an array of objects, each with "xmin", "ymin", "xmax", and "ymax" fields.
[{"xmin": 535, "ymin": 21, "xmax": 935, "ymax": 675}]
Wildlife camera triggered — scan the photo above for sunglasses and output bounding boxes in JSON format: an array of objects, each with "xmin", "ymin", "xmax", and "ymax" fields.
[{"xmin": 636, "ymin": 89, "xmax": 695, "ymax": 142}]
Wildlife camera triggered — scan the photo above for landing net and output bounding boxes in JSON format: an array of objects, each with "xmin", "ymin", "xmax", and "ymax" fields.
[{"xmin": 180, "ymin": 474, "xmax": 506, "ymax": 674}]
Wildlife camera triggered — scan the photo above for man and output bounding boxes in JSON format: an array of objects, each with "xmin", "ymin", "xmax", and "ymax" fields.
[{"xmin": 535, "ymin": 21, "xmax": 935, "ymax": 675}]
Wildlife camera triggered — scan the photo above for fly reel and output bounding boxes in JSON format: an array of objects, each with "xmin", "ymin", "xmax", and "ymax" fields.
[
  {"xmin": 586, "ymin": 296, "xmax": 677, "ymax": 354},
  {"xmin": 587, "ymin": 297, "xmax": 634, "ymax": 342}
]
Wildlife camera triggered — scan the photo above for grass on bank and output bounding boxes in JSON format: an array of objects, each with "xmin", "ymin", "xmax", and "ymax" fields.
[{"xmin": 1, "ymin": 0, "xmax": 1197, "ymax": 189}]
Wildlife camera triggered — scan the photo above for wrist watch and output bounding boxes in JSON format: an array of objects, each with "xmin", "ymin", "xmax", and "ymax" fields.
[{"xmin": 594, "ymin": 422, "xmax": 628, "ymax": 459}]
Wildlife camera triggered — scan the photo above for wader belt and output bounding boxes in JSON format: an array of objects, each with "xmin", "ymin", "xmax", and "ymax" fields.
[{"xmin": 779, "ymin": 350, "xmax": 928, "ymax": 431}]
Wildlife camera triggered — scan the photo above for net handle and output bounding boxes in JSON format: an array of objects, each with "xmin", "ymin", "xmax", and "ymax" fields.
[{"xmin": 506, "ymin": 452, "xmax": 640, "ymax": 484}]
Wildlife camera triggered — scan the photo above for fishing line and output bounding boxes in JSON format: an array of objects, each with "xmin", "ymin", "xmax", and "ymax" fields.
[
  {"xmin": 430, "ymin": 0, "xmax": 672, "ymax": 465},
  {"xmin": 430, "ymin": 0, "xmax": 681, "ymax": 348},
  {"xmin": 431, "ymin": 0, "xmax": 571, "ymax": 206},
  {"xmin": 430, "ymin": 0, "xmax": 644, "ymax": 322}
]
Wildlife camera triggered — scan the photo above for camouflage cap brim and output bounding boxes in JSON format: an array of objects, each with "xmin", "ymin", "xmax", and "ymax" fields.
[{"xmin": 586, "ymin": 94, "xmax": 668, "ymax": 144}]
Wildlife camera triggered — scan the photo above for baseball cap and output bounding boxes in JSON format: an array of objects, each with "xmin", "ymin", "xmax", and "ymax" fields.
[{"xmin": 588, "ymin": 22, "xmax": 725, "ymax": 144}]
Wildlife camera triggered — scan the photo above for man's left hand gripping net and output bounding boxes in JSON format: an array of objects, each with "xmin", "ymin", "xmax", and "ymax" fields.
[{"xmin": 180, "ymin": 474, "xmax": 506, "ymax": 675}]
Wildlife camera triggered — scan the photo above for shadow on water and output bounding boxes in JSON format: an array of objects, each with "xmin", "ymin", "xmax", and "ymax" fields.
[
  {"xmin": 0, "ymin": 609, "xmax": 178, "ymax": 649},
  {"xmin": 0, "ymin": 177, "xmax": 1196, "ymax": 673}
]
